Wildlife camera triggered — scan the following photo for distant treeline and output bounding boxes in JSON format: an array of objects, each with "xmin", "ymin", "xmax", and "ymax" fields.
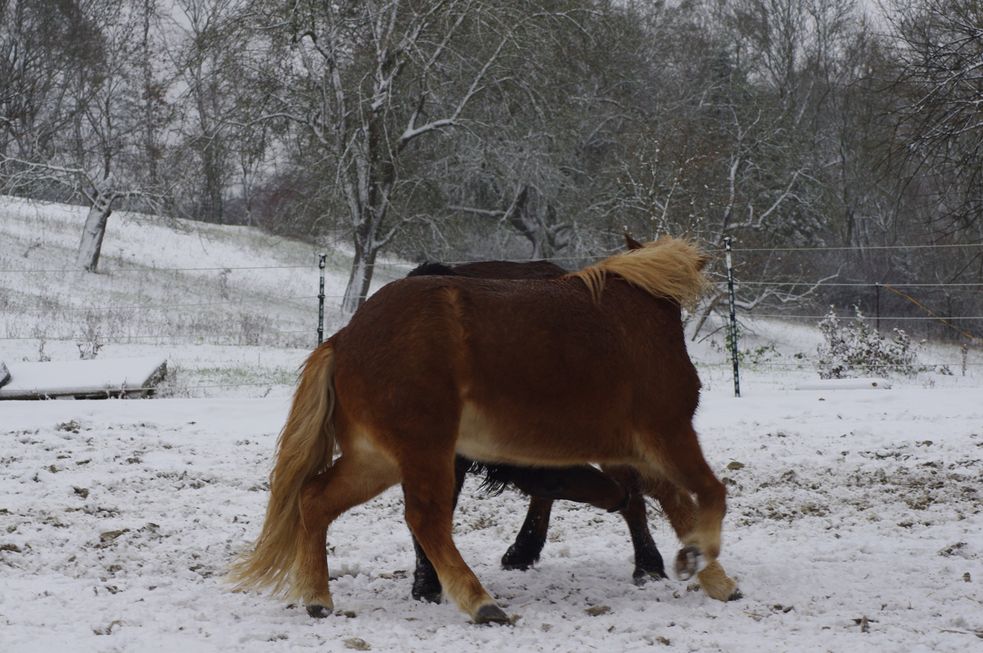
[{"xmin": 1, "ymin": 0, "xmax": 980, "ymax": 329}]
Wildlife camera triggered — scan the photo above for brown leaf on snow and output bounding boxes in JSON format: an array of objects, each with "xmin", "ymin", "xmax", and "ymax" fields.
[{"xmin": 344, "ymin": 637, "xmax": 371, "ymax": 651}]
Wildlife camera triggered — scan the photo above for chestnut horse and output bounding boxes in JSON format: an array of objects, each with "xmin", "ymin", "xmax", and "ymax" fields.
[
  {"xmin": 405, "ymin": 255, "xmax": 669, "ymax": 602},
  {"xmin": 232, "ymin": 237, "xmax": 737, "ymax": 624}
]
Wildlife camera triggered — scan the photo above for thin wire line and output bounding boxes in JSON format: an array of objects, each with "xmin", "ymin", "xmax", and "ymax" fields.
[
  {"xmin": 727, "ymin": 242, "xmax": 983, "ymax": 253},
  {"xmin": 735, "ymin": 281, "xmax": 983, "ymax": 288},
  {"xmin": 881, "ymin": 283, "xmax": 979, "ymax": 341},
  {"xmin": 696, "ymin": 361, "xmax": 983, "ymax": 369},
  {"xmin": 0, "ymin": 380, "xmax": 296, "ymax": 397},
  {"xmin": 28, "ymin": 296, "xmax": 320, "ymax": 312},
  {"xmin": 0, "ymin": 331, "xmax": 311, "ymax": 342},
  {"xmin": 748, "ymin": 315, "xmax": 983, "ymax": 321},
  {"xmin": 0, "ymin": 264, "xmax": 316, "ymax": 273}
]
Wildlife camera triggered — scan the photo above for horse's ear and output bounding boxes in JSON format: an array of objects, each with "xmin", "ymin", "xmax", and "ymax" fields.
[{"xmin": 624, "ymin": 233, "xmax": 644, "ymax": 250}]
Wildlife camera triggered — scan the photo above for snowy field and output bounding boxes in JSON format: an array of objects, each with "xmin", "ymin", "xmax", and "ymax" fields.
[
  {"xmin": 2, "ymin": 197, "xmax": 981, "ymax": 651},
  {"xmin": 2, "ymin": 386, "xmax": 980, "ymax": 652}
]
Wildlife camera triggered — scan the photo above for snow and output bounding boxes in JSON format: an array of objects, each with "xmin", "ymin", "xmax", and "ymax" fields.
[
  {"xmin": 1, "ymin": 196, "xmax": 981, "ymax": 651},
  {"xmin": 1, "ymin": 387, "xmax": 980, "ymax": 652},
  {"xmin": 0, "ymin": 357, "xmax": 167, "ymax": 399}
]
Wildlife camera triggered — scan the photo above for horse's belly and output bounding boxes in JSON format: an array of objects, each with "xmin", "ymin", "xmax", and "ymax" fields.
[{"xmin": 454, "ymin": 402, "xmax": 626, "ymax": 466}]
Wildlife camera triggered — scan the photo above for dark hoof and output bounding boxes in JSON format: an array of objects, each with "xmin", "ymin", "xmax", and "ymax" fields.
[
  {"xmin": 501, "ymin": 544, "xmax": 539, "ymax": 571},
  {"xmin": 674, "ymin": 546, "xmax": 703, "ymax": 581},
  {"xmin": 727, "ymin": 587, "xmax": 744, "ymax": 601},
  {"xmin": 633, "ymin": 566, "xmax": 669, "ymax": 586},
  {"xmin": 412, "ymin": 587, "xmax": 443, "ymax": 604},
  {"xmin": 411, "ymin": 576, "xmax": 443, "ymax": 603},
  {"xmin": 474, "ymin": 603, "xmax": 511, "ymax": 625},
  {"xmin": 306, "ymin": 604, "xmax": 330, "ymax": 619}
]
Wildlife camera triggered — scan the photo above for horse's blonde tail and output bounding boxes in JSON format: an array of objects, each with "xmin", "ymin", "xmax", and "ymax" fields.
[{"xmin": 229, "ymin": 343, "xmax": 337, "ymax": 596}]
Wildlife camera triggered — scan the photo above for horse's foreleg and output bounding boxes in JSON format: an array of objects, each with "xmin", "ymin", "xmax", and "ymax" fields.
[
  {"xmin": 600, "ymin": 464, "xmax": 667, "ymax": 583},
  {"xmin": 297, "ymin": 454, "xmax": 399, "ymax": 617},
  {"xmin": 411, "ymin": 455, "xmax": 470, "ymax": 602},
  {"xmin": 642, "ymin": 470, "xmax": 740, "ymax": 601},
  {"xmin": 500, "ymin": 496, "xmax": 553, "ymax": 570},
  {"xmin": 402, "ymin": 458, "xmax": 508, "ymax": 624}
]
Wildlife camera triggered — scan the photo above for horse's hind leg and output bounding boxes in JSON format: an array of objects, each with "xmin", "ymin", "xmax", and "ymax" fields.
[
  {"xmin": 297, "ymin": 453, "xmax": 400, "ymax": 617},
  {"xmin": 402, "ymin": 455, "xmax": 507, "ymax": 624},
  {"xmin": 643, "ymin": 474, "xmax": 741, "ymax": 601},
  {"xmin": 601, "ymin": 465, "xmax": 667, "ymax": 583},
  {"xmin": 641, "ymin": 423, "xmax": 726, "ymax": 581},
  {"xmin": 412, "ymin": 455, "xmax": 470, "ymax": 602},
  {"xmin": 501, "ymin": 496, "xmax": 553, "ymax": 570}
]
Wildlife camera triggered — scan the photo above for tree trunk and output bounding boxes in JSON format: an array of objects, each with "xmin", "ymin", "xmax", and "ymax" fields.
[
  {"xmin": 341, "ymin": 240, "xmax": 378, "ymax": 314},
  {"xmin": 76, "ymin": 190, "xmax": 114, "ymax": 272}
]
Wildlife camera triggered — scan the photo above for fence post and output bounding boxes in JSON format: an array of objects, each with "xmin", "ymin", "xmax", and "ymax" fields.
[
  {"xmin": 875, "ymin": 282, "xmax": 881, "ymax": 333},
  {"xmin": 317, "ymin": 253, "xmax": 326, "ymax": 345},
  {"xmin": 724, "ymin": 237, "xmax": 741, "ymax": 398}
]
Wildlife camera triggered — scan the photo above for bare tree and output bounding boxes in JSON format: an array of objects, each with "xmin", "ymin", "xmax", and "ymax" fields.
[
  {"xmin": 243, "ymin": 1, "xmax": 574, "ymax": 312},
  {"xmin": 1, "ymin": 0, "xmax": 172, "ymax": 271},
  {"xmin": 888, "ymin": 0, "xmax": 983, "ymax": 239}
]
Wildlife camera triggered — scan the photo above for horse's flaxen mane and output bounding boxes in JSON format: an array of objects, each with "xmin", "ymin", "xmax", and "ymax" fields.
[{"xmin": 570, "ymin": 237, "xmax": 709, "ymax": 307}]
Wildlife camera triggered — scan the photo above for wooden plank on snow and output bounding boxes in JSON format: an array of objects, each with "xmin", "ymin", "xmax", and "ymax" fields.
[{"xmin": 0, "ymin": 357, "xmax": 167, "ymax": 400}]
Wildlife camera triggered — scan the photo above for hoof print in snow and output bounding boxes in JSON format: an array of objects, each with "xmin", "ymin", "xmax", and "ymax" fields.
[
  {"xmin": 56, "ymin": 420, "xmax": 81, "ymax": 433},
  {"xmin": 853, "ymin": 616, "xmax": 875, "ymax": 633},
  {"xmin": 938, "ymin": 542, "xmax": 968, "ymax": 557}
]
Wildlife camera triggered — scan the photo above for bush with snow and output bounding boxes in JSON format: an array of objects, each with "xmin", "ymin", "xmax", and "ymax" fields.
[{"xmin": 815, "ymin": 306, "xmax": 920, "ymax": 379}]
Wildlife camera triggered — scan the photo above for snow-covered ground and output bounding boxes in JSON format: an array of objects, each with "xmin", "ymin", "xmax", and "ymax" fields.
[{"xmin": 1, "ymin": 197, "xmax": 981, "ymax": 651}]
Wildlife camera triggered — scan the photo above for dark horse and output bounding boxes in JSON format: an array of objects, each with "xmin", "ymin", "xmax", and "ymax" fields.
[
  {"xmin": 232, "ymin": 237, "xmax": 738, "ymax": 624},
  {"xmin": 405, "ymin": 251, "xmax": 669, "ymax": 602}
]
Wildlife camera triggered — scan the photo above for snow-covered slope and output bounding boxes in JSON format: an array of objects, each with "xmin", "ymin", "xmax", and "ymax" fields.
[{"xmin": 0, "ymin": 196, "xmax": 411, "ymax": 397}]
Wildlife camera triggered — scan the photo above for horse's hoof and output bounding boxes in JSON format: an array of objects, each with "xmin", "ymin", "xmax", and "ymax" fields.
[
  {"xmin": 501, "ymin": 543, "xmax": 540, "ymax": 571},
  {"xmin": 727, "ymin": 587, "xmax": 744, "ymax": 601},
  {"xmin": 473, "ymin": 603, "xmax": 511, "ymax": 625},
  {"xmin": 674, "ymin": 546, "xmax": 704, "ymax": 580},
  {"xmin": 306, "ymin": 604, "xmax": 331, "ymax": 619},
  {"xmin": 633, "ymin": 567, "xmax": 668, "ymax": 586},
  {"xmin": 411, "ymin": 577, "xmax": 443, "ymax": 604},
  {"xmin": 412, "ymin": 587, "xmax": 443, "ymax": 604},
  {"xmin": 501, "ymin": 559, "xmax": 534, "ymax": 571}
]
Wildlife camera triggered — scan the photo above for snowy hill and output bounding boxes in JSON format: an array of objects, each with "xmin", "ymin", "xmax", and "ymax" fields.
[{"xmin": 0, "ymin": 196, "xmax": 412, "ymax": 397}]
